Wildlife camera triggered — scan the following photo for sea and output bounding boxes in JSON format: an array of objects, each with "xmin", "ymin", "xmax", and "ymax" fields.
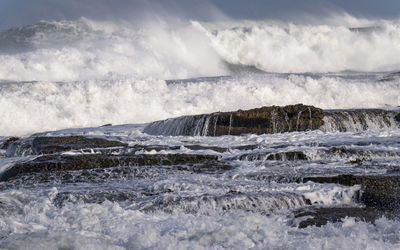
[{"xmin": 0, "ymin": 15, "xmax": 400, "ymax": 249}]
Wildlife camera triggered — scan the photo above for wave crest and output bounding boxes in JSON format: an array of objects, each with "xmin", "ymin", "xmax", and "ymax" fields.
[{"xmin": 202, "ymin": 21, "xmax": 400, "ymax": 73}]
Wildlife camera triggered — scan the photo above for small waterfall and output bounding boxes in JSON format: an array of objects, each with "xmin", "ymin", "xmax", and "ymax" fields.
[
  {"xmin": 213, "ymin": 115, "xmax": 219, "ymax": 136},
  {"xmin": 143, "ymin": 116, "xmax": 200, "ymax": 136},
  {"xmin": 193, "ymin": 116, "xmax": 206, "ymax": 136},
  {"xmin": 228, "ymin": 114, "xmax": 233, "ymax": 135},
  {"xmin": 144, "ymin": 114, "xmax": 216, "ymax": 136},
  {"xmin": 284, "ymin": 113, "xmax": 291, "ymax": 131},
  {"xmin": 142, "ymin": 192, "xmax": 310, "ymax": 215},
  {"xmin": 321, "ymin": 110, "xmax": 399, "ymax": 132},
  {"xmin": 141, "ymin": 184, "xmax": 361, "ymax": 215},
  {"xmin": 271, "ymin": 110, "xmax": 277, "ymax": 134},
  {"xmin": 296, "ymin": 110, "xmax": 303, "ymax": 131}
]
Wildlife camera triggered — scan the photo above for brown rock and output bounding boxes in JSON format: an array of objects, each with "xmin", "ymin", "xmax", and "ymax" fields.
[
  {"xmin": 144, "ymin": 104, "xmax": 324, "ymax": 136},
  {"xmin": 32, "ymin": 136, "xmax": 127, "ymax": 154}
]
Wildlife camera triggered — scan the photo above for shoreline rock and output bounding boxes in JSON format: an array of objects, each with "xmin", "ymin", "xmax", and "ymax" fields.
[
  {"xmin": 144, "ymin": 104, "xmax": 399, "ymax": 136},
  {"xmin": 0, "ymin": 153, "xmax": 229, "ymax": 182}
]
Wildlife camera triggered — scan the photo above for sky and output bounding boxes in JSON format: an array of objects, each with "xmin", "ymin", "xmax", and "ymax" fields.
[{"xmin": 0, "ymin": 0, "xmax": 399, "ymax": 29}]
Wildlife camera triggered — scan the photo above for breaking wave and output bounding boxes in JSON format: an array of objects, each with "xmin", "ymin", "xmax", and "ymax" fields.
[
  {"xmin": 1, "ymin": 17, "xmax": 400, "ymax": 82},
  {"xmin": 0, "ymin": 74, "xmax": 399, "ymax": 136}
]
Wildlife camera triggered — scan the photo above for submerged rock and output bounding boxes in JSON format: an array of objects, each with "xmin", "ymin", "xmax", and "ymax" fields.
[
  {"xmin": 32, "ymin": 136, "xmax": 127, "ymax": 154},
  {"xmin": 144, "ymin": 104, "xmax": 324, "ymax": 136},
  {"xmin": 293, "ymin": 206, "xmax": 382, "ymax": 228},
  {"xmin": 304, "ymin": 175, "xmax": 400, "ymax": 210}
]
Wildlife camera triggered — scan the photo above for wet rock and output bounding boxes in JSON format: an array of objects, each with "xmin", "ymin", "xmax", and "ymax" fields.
[
  {"xmin": 232, "ymin": 145, "xmax": 260, "ymax": 151},
  {"xmin": 1, "ymin": 137, "xmax": 19, "ymax": 150},
  {"xmin": 129, "ymin": 144, "xmax": 229, "ymax": 154},
  {"xmin": 328, "ymin": 146, "xmax": 348, "ymax": 154},
  {"xmin": 144, "ymin": 104, "xmax": 399, "ymax": 136},
  {"xmin": 144, "ymin": 104, "xmax": 324, "ymax": 136},
  {"xmin": 0, "ymin": 165, "xmax": 169, "ymax": 187},
  {"xmin": 0, "ymin": 153, "xmax": 228, "ymax": 181},
  {"xmin": 321, "ymin": 109, "xmax": 399, "ymax": 132},
  {"xmin": 293, "ymin": 206, "xmax": 382, "ymax": 228},
  {"xmin": 345, "ymin": 158, "xmax": 368, "ymax": 164},
  {"xmin": 395, "ymin": 113, "xmax": 400, "ymax": 123},
  {"xmin": 303, "ymin": 175, "xmax": 400, "ymax": 210},
  {"xmin": 323, "ymin": 146, "xmax": 400, "ymax": 160},
  {"xmin": 237, "ymin": 151, "xmax": 309, "ymax": 161},
  {"xmin": 183, "ymin": 145, "xmax": 229, "ymax": 153},
  {"xmin": 31, "ymin": 136, "xmax": 127, "ymax": 154}
]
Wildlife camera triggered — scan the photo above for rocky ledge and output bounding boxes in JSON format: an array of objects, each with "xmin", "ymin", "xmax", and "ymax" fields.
[
  {"xmin": 0, "ymin": 135, "xmax": 234, "ymax": 182},
  {"xmin": 144, "ymin": 104, "xmax": 400, "ymax": 136}
]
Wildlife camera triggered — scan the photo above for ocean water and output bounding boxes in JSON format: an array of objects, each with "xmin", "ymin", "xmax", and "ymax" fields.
[{"xmin": 0, "ymin": 16, "xmax": 400, "ymax": 249}]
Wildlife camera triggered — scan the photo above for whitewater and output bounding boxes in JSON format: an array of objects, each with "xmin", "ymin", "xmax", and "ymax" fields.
[
  {"xmin": 0, "ymin": 15, "xmax": 400, "ymax": 249},
  {"xmin": 0, "ymin": 17, "xmax": 400, "ymax": 135}
]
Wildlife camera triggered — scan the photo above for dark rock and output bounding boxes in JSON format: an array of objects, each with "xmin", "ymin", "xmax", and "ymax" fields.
[
  {"xmin": 144, "ymin": 104, "xmax": 324, "ymax": 136},
  {"xmin": 395, "ymin": 113, "xmax": 400, "ymax": 123},
  {"xmin": 0, "ymin": 153, "xmax": 229, "ymax": 181},
  {"xmin": 303, "ymin": 175, "xmax": 400, "ymax": 210},
  {"xmin": 1, "ymin": 137, "xmax": 19, "ymax": 150},
  {"xmin": 293, "ymin": 206, "xmax": 382, "ymax": 228},
  {"xmin": 232, "ymin": 145, "xmax": 260, "ymax": 151},
  {"xmin": 31, "ymin": 136, "xmax": 127, "ymax": 154},
  {"xmin": 100, "ymin": 124, "xmax": 112, "ymax": 127},
  {"xmin": 183, "ymin": 145, "xmax": 229, "ymax": 153},
  {"xmin": 144, "ymin": 104, "xmax": 399, "ymax": 136}
]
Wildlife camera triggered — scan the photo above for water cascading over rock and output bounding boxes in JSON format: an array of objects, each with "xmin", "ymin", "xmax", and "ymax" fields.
[
  {"xmin": 321, "ymin": 109, "xmax": 399, "ymax": 132},
  {"xmin": 144, "ymin": 104, "xmax": 400, "ymax": 136},
  {"xmin": 144, "ymin": 104, "xmax": 324, "ymax": 136}
]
